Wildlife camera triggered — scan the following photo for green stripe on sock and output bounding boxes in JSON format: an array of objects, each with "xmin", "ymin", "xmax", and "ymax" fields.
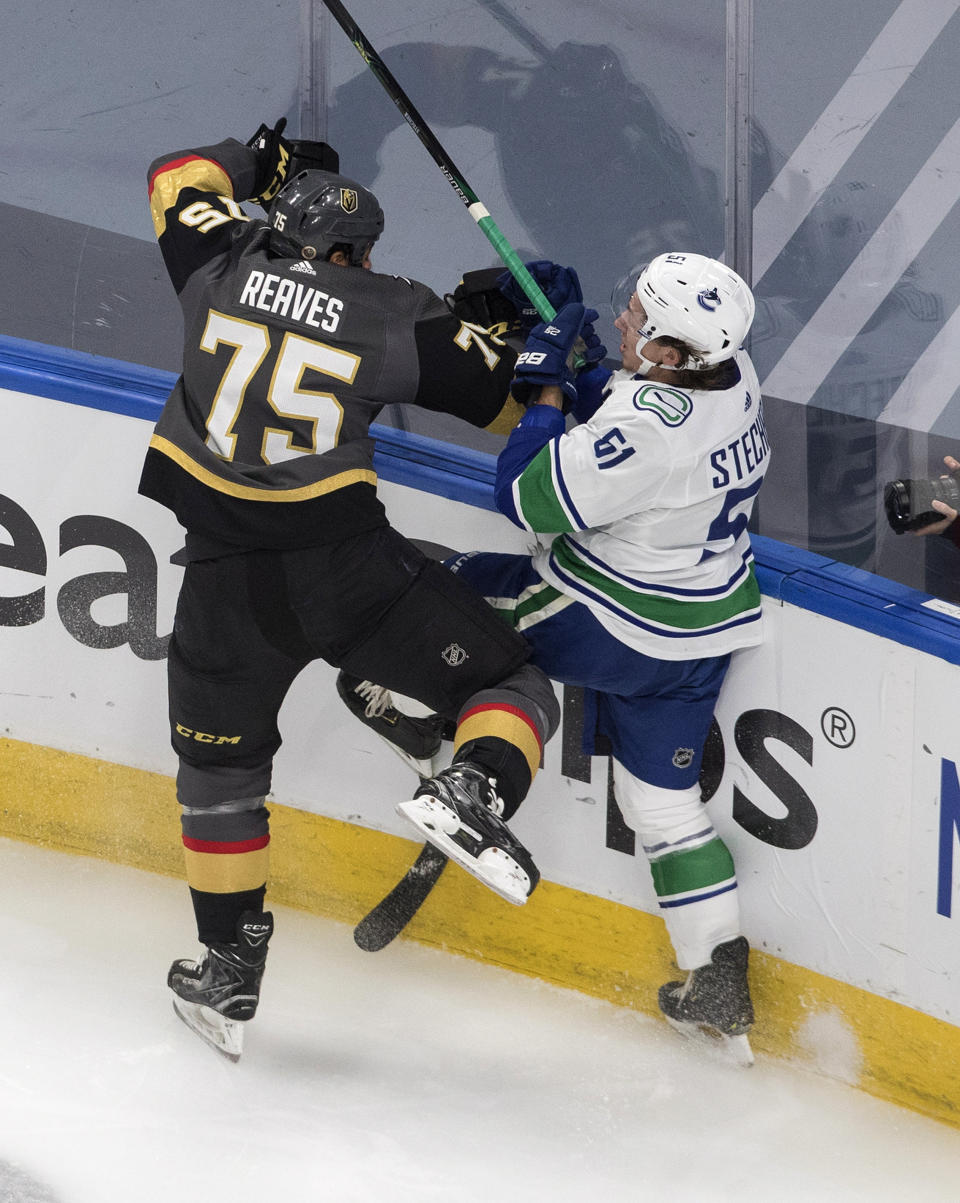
[{"xmin": 649, "ymin": 838, "xmax": 736, "ymax": 899}]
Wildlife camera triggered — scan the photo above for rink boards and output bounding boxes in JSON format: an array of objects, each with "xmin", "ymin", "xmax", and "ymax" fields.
[{"xmin": 3, "ymin": 335, "xmax": 960, "ymax": 1126}]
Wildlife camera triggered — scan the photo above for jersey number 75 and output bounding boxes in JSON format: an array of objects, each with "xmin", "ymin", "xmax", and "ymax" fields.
[{"xmin": 199, "ymin": 310, "xmax": 360, "ymax": 464}]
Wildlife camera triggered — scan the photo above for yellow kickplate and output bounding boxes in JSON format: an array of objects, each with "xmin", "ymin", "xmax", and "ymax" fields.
[{"xmin": 3, "ymin": 735, "xmax": 960, "ymax": 1129}]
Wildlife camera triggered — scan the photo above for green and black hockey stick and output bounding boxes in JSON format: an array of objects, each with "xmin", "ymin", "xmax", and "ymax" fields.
[
  {"xmin": 320, "ymin": 0, "xmax": 558, "ymax": 323},
  {"xmin": 323, "ymin": 0, "xmax": 559, "ymax": 948}
]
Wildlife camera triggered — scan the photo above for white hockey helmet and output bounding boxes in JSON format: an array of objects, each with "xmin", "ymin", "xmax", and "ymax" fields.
[{"xmin": 621, "ymin": 252, "xmax": 755, "ymax": 368}]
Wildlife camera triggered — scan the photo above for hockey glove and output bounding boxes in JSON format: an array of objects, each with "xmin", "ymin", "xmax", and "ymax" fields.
[
  {"xmin": 449, "ymin": 267, "xmax": 523, "ymax": 332},
  {"xmin": 511, "ymin": 303, "xmax": 593, "ymax": 407},
  {"xmin": 288, "ymin": 138, "xmax": 340, "ymax": 176},
  {"xmin": 577, "ymin": 317, "xmax": 607, "ymax": 368},
  {"xmin": 497, "ymin": 260, "xmax": 584, "ymax": 329},
  {"xmin": 248, "ymin": 117, "xmax": 292, "ymax": 207},
  {"xmin": 569, "ymin": 364, "xmax": 613, "ymax": 424}
]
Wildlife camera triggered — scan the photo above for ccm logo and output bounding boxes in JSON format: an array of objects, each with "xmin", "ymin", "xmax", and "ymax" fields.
[{"xmin": 175, "ymin": 724, "xmax": 242, "ymax": 745}]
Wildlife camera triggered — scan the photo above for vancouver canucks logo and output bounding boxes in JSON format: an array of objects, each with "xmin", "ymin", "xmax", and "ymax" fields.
[
  {"xmin": 339, "ymin": 188, "xmax": 359, "ymax": 213},
  {"xmin": 697, "ymin": 287, "xmax": 721, "ymax": 312},
  {"xmin": 633, "ymin": 385, "xmax": 693, "ymax": 427}
]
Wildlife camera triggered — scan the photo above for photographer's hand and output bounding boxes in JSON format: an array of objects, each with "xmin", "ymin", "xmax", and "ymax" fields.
[{"xmin": 911, "ymin": 455, "xmax": 960, "ymax": 536}]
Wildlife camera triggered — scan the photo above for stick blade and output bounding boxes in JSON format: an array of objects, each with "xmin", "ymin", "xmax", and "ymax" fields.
[{"xmin": 354, "ymin": 843, "xmax": 448, "ymax": 951}]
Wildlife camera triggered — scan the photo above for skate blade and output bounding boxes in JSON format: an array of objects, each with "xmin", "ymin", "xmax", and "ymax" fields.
[
  {"xmin": 171, "ymin": 996, "xmax": 245, "ymax": 1062},
  {"xmin": 664, "ymin": 1015, "xmax": 754, "ymax": 1068},
  {"xmin": 396, "ymin": 797, "xmax": 531, "ymax": 907}
]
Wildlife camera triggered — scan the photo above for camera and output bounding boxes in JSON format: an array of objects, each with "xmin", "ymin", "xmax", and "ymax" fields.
[{"xmin": 883, "ymin": 472, "xmax": 960, "ymax": 534}]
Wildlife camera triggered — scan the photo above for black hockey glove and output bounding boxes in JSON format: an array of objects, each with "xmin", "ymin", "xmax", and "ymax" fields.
[
  {"xmin": 287, "ymin": 138, "xmax": 340, "ymax": 176},
  {"xmin": 248, "ymin": 117, "xmax": 292, "ymax": 207},
  {"xmin": 448, "ymin": 267, "xmax": 522, "ymax": 332},
  {"xmin": 497, "ymin": 260, "xmax": 584, "ymax": 330},
  {"xmin": 510, "ymin": 302, "xmax": 593, "ymax": 407}
]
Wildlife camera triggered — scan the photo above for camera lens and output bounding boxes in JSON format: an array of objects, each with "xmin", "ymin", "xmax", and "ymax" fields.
[
  {"xmin": 883, "ymin": 473, "xmax": 960, "ymax": 534},
  {"xmin": 883, "ymin": 480, "xmax": 912, "ymax": 534}
]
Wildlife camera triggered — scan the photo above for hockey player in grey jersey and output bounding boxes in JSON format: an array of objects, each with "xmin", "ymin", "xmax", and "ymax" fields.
[{"xmin": 139, "ymin": 123, "xmax": 571, "ymax": 1058}]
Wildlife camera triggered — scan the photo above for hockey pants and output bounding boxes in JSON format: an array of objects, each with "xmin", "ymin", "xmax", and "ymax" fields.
[
  {"xmin": 167, "ymin": 528, "xmax": 558, "ymax": 944},
  {"xmin": 450, "ymin": 550, "xmax": 742, "ymax": 970}
]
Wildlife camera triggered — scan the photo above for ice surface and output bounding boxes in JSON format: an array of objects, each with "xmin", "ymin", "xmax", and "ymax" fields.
[{"xmin": 1, "ymin": 838, "xmax": 959, "ymax": 1203}]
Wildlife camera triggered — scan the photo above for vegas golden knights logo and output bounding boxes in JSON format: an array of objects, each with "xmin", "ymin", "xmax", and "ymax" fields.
[{"xmin": 339, "ymin": 188, "xmax": 358, "ymax": 213}]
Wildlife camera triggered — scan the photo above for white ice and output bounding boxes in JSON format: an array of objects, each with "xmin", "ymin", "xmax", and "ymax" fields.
[{"xmin": 1, "ymin": 837, "xmax": 959, "ymax": 1203}]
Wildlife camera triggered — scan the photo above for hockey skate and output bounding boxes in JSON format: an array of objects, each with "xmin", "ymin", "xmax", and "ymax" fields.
[
  {"xmin": 168, "ymin": 911, "xmax": 274, "ymax": 1062},
  {"xmin": 336, "ymin": 671, "xmax": 452, "ymax": 778},
  {"xmin": 658, "ymin": 936, "xmax": 755, "ymax": 1067},
  {"xmin": 396, "ymin": 761, "xmax": 539, "ymax": 906}
]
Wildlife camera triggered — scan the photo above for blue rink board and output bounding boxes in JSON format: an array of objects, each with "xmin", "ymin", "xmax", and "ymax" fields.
[{"xmin": 4, "ymin": 333, "xmax": 960, "ymax": 667}]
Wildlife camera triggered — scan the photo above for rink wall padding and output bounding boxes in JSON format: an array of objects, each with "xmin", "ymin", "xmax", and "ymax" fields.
[
  {"xmin": 5, "ymin": 734, "xmax": 960, "ymax": 1129},
  {"xmin": 6, "ymin": 337, "xmax": 960, "ymax": 1128}
]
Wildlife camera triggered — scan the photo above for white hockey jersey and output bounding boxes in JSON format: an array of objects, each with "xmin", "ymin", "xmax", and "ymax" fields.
[{"xmin": 508, "ymin": 354, "xmax": 769, "ymax": 660}]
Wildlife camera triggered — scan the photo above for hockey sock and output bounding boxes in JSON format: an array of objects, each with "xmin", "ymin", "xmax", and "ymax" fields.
[
  {"xmin": 180, "ymin": 805, "xmax": 271, "ymax": 945},
  {"xmin": 189, "ymin": 885, "xmax": 267, "ymax": 946},
  {"xmin": 612, "ymin": 764, "xmax": 741, "ymax": 969},
  {"xmin": 452, "ymin": 701, "xmax": 543, "ymax": 818},
  {"xmin": 649, "ymin": 837, "xmax": 741, "ymax": 969}
]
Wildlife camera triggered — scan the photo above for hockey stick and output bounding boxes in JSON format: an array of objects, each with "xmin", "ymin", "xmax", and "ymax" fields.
[
  {"xmin": 321, "ymin": 0, "xmax": 557, "ymax": 323},
  {"xmin": 476, "ymin": 0, "xmax": 552, "ymax": 60},
  {"xmin": 354, "ymin": 841, "xmax": 448, "ymax": 950}
]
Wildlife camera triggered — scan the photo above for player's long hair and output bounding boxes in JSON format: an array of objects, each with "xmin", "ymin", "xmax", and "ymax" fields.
[{"xmin": 657, "ymin": 336, "xmax": 739, "ymax": 392}]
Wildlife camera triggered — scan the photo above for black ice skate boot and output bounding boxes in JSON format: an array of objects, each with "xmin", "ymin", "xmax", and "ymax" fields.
[
  {"xmin": 168, "ymin": 911, "xmax": 274, "ymax": 1061},
  {"xmin": 658, "ymin": 936, "xmax": 755, "ymax": 1067},
  {"xmin": 396, "ymin": 761, "xmax": 539, "ymax": 906},
  {"xmin": 336, "ymin": 671, "xmax": 452, "ymax": 778}
]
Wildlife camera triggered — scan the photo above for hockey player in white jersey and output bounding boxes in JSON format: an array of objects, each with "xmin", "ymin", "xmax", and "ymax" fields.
[
  {"xmin": 497, "ymin": 252, "xmax": 764, "ymax": 1060},
  {"xmin": 371, "ymin": 252, "xmax": 767, "ymax": 1063}
]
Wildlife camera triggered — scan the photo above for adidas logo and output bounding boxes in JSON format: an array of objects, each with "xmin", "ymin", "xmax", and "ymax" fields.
[{"xmin": 289, "ymin": 259, "xmax": 316, "ymax": 276}]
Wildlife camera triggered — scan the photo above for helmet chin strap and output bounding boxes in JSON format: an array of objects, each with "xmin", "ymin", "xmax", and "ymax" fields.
[
  {"xmin": 636, "ymin": 355, "xmax": 680, "ymax": 377},
  {"xmin": 634, "ymin": 339, "xmax": 679, "ymax": 377}
]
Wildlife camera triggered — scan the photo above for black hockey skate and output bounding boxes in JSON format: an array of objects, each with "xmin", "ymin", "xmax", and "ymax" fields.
[
  {"xmin": 336, "ymin": 671, "xmax": 452, "ymax": 778},
  {"xmin": 168, "ymin": 911, "xmax": 274, "ymax": 1061},
  {"xmin": 658, "ymin": 936, "xmax": 755, "ymax": 1067},
  {"xmin": 396, "ymin": 761, "xmax": 539, "ymax": 906}
]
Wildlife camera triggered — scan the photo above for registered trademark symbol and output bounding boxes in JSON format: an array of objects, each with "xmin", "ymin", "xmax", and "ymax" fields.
[{"xmin": 821, "ymin": 707, "xmax": 855, "ymax": 748}]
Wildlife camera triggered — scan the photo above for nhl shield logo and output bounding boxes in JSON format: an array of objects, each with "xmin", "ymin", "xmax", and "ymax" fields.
[
  {"xmin": 339, "ymin": 188, "xmax": 359, "ymax": 213},
  {"xmin": 672, "ymin": 747, "xmax": 694, "ymax": 769},
  {"xmin": 441, "ymin": 642, "xmax": 469, "ymax": 667}
]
